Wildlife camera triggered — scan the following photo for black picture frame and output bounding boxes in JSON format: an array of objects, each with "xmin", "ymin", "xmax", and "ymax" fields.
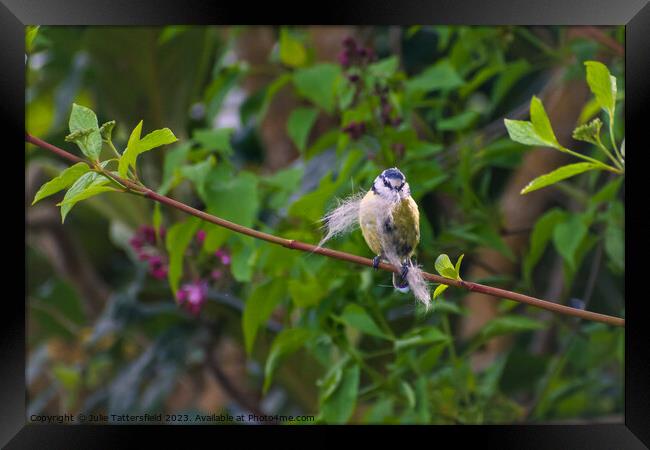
[{"xmin": 5, "ymin": 0, "xmax": 649, "ymax": 447}]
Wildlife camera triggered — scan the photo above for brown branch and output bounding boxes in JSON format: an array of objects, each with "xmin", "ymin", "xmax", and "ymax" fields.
[{"xmin": 25, "ymin": 132, "xmax": 625, "ymax": 328}]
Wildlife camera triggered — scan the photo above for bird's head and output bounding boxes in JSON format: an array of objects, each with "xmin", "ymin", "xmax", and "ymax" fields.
[{"xmin": 372, "ymin": 167, "xmax": 409, "ymax": 198}]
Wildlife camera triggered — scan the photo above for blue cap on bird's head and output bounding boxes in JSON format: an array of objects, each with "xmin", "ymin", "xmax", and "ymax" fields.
[
  {"xmin": 374, "ymin": 167, "xmax": 406, "ymax": 192},
  {"xmin": 382, "ymin": 167, "xmax": 405, "ymax": 181}
]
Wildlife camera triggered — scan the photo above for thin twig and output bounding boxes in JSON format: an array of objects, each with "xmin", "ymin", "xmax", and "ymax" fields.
[{"xmin": 25, "ymin": 132, "xmax": 625, "ymax": 328}]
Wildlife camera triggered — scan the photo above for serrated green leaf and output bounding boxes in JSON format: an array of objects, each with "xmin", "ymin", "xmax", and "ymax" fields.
[
  {"xmin": 165, "ymin": 217, "xmax": 201, "ymax": 294},
  {"xmin": 243, "ymin": 279, "xmax": 285, "ymax": 354},
  {"xmin": 572, "ymin": 118, "xmax": 603, "ymax": 145},
  {"xmin": 293, "ymin": 63, "xmax": 341, "ymax": 113},
  {"xmin": 584, "ymin": 61, "xmax": 616, "ymax": 117},
  {"xmin": 68, "ymin": 104, "xmax": 102, "ymax": 161},
  {"xmin": 338, "ymin": 304, "xmax": 389, "ymax": 339},
  {"xmin": 32, "ymin": 162, "xmax": 90, "ymax": 205},
  {"xmin": 434, "ymin": 254, "xmax": 457, "ymax": 279},
  {"xmin": 287, "ymin": 107, "xmax": 319, "ymax": 152},
  {"xmin": 319, "ymin": 363, "xmax": 359, "ymax": 424},
  {"xmin": 521, "ymin": 163, "xmax": 600, "ymax": 194},
  {"xmin": 263, "ymin": 328, "xmax": 312, "ymax": 393},
  {"xmin": 279, "ymin": 28, "xmax": 307, "ymax": 68},
  {"xmin": 530, "ymin": 96, "xmax": 559, "ymax": 147}
]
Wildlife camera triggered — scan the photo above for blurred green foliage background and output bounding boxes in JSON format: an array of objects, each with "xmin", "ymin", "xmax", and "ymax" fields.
[{"xmin": 26, "ymin": 25, "xmax": 624, "ymax": 424}]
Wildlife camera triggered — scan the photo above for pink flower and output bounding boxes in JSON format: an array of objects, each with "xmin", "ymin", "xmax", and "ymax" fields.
[
  {"xmin": 211, "ymin": 269, "xmax": 223, "ymax": 280},
  {"xmin": 177, "ymin": 280, "xmax": 209, "ymax": 315},
  {"xmin": 148, "ymin": 255, "xmax": 168, "ymax": 280},
  {"xmin": 196, "ymin": 229, "xmax": 206, "ymax": 244},
  {"xmin": 215, "ymin": 249, "xmax": 231, "ymax": 266}
]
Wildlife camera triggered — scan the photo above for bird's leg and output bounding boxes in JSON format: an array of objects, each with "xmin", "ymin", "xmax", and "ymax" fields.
[{"xmin": 372, "ymin": 255, "xmax": 382, "ymax": 270}]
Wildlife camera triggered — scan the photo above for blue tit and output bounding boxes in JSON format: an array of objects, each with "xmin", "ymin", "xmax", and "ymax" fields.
[{"xmin": 358, "ymin": 167, "xmax": 420, "ymax": 293}]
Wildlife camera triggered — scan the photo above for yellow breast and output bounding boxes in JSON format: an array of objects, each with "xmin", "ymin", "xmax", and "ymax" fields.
[{"xmin": 358, "ymin": 191, "xmax": 420, "ymax": 259}]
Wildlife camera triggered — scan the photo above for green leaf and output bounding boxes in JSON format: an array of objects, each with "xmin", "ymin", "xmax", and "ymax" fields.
[
  {"xmin": 524, "ymin": 209, "xmax": 566, "ymax": 284},
  {"xmin": 401, "ymin": 381, "xmax": 416, "ymax": 410},
  {"xmin": 319, "ymin": 363, "xmax": 360, "ymax": 424},
  {"xmin": 193, "ymin": 128, "xmax": 233, "ymax": 157},
  {"xmin": 119, "ymin": 121, "xmax": 178, "ymax": 177},
  {"xmin": 504, "ymin": 119, "xmax": 554, "ymax": 148},
  {"xmin": 520, "ymin": 162, "xmax": 600, "ymax": 194},
  {"xmin": 434, "ymin": 254, "xmax": 457, "ymax": 279},
  {"xmin": 152, "ymin": 202, "xmax": 162, "ymax": 242},
  {"xmin": 57, "ymin": 185, "xmax": 118, "ymax": 207},
  {"xmin": 279, "ymin": 28, "xmax": 307, "ymax": 68},
  {"xmin": 165, "ymin": 217, "xmax": 201, "ymax": 294},
  {"xmin": 478, "ymin": 315, "xmax": 545, "ymax": 341},
  {"xmin": 293, "ymin": 64, "xmax": 342, "ymax": 113},
  {"xmin": 159, "ymin": 142, "xmax": 192, "ymax": 195},
  {"xmin": 118, "ymin": 120, "xmax": 143, "ymax": 177},
  {"xmin": 553, "ymin": 215, "xmax": 588, "ymax": 270},
  {"xmin": 99, "ymin": 120, "xmax": 116, "ymax": 142},
  {"xmin": 530, "ymin": 96, "xmax": 559, "ymax": 147},
  {"xmin": 288, "ymin": 275, "xmax": 325, "ymax": 308},
  {"xmin": 137, "ymin": 128, "xmax": 177, "ymax": 154},
  {"xmin": 26, "ymin": 25, "xmax": 40, "ymax": 54},
  {"xmin": 318, "ymin": 357, "xmax": 348, "ymax": 402},
  {"xmin": 179, "ymin": 156, "xmax": 215, "ymax": 199},
  {"xmin": 287, "ymin": 107, "xmax": 319, "ymax": 152},
  {"xmin": 68, "ymin": 103, "xmax": 102, "ymax": 161},
  {"xmin": 433, "ymin": 284, "xmax": 449, "ymax": 300},
  {"xmin": 394, "ymin": 327, "xmax": 448, "ymax": 351},
  {"xmin": 242, "ymin": 279, "xmax": 285, "ymax": 354},
  {"xmin": 32, "ymin": 162, "xmax": 90, "ymax": 205},
  {"xmin": 59, "ymin": 168, "xmax": 112, "ymax": 222},
  {"xmin": 203, "ymin": 167, "xmax": 259, "ymax": 229},
  {"xmin": 572, "ymin": 118, "xmax": 603, "ymax": 145},
  {"xmin": 338, "ymin": 304, "xmax": 389, "ymax": 339},
  {"xmin": 584, "ymin": 61, "xmax": 616, "ymax": 117},
  {"xmin": 263, "ymin": 328, "xmax": 312, "ymax": 393},
  {"xmin": 368, "ymin": 56, "xmax": 399, "ymax": 78},
  {"xmin": 406, "ymin": 59, "xmax": 464, "ymax": 98},
  {"xmin": 454, "ymin": 254, "xmax": 465, "ymax": 277},
  {"xmin": 229, "ymin": 239, "xmax": 256, "ymax": 282},
  {"xmin": 437, "ymin": 111, "xmax": 479, "ymax": 131},
  {"xmin": 259, "ymin": 73, "xmax": 292, "ymax": 120}
]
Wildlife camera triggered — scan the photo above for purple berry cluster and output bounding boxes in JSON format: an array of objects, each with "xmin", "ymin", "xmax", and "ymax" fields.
[
  {"xmin": 129, "ymin": 225, "xmax": 168, "ymax": 280},
  {"xmin": 342, "ymin": 122, "xmax": 366, "ymax": 140},
  {"xmin": 129, "ymin": 225, "xmax": 233, "ymax": 316},
  {"xmin": 338, "ymin": 36, "xmax": 376, "ymax": 69}
]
